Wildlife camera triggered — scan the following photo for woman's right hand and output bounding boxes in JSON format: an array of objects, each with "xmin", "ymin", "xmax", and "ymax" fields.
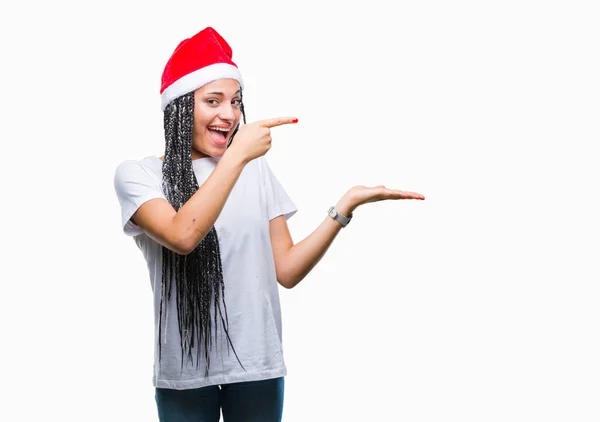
[{"xmin": 226, "ymin": 117, "xmax": 298, "ymax": 164}]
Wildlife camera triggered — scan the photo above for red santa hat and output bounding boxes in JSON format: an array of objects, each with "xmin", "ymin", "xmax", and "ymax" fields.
[{"xmin": 160, "ymin": 27, "xmax": 244, "ymax": 111}]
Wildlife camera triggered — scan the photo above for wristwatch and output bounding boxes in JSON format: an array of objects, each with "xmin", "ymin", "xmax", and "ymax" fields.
[{"xmin": 328, "ymin": 206, "xmax": 353, "ymax": 227}]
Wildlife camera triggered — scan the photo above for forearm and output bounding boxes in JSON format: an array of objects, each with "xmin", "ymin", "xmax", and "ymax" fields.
[
  {"xmin": 273, "ymin": 184, "xmax": 424, "ymax": 287},
  {"xmin": 173, "ymin": 151, "xmax": 246, "ymax": 253},
  {"xmin": 279, "ymin": 199, "xmax": 355, "ymax": 288}
]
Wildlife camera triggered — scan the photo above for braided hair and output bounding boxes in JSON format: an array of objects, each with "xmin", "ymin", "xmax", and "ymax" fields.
[{"xmin": 158, "ymin": 88, "xmax": 247, "ymax": 376}]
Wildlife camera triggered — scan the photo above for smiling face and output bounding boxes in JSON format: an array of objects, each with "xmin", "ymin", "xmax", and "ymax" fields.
[{"xmin": 191, "ymin": 78, "xmax": 242, "ymax": 159}]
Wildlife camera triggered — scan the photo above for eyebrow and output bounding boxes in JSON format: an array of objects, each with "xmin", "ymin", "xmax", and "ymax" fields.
[{"xmin": 206, "ymin": 90, "xmax": 241, "ymax": 96}]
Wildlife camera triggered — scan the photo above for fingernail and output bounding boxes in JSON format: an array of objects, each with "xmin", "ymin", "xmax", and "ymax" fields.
[{"xmin": 292, "ymin": 118, "xmax": 298, "ymax": 123}]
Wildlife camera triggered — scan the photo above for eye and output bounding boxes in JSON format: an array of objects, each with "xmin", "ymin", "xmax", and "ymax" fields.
[
  {"xmin": 207, "ymin": 99, "xmax": 219, "ymax": 106},
  {"xmin": 232, "ymin": 99, "xmax": 242, "ymax": 107}
]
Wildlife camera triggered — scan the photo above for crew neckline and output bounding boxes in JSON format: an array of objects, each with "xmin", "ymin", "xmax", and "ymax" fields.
[{"xmin": 152, "ymin": 155, "xmax": 221, "ymax": 166}]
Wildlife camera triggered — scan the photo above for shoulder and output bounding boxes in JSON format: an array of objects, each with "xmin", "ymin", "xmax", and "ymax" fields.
[
  {"xmin": 252, "ymin": 156, "xmax": 272, "ymax": 176},
  {"xmin": 113, "ymin": 156, "xmax": 163, "ymax": 196},
  {"xmin": 114, "ymin": 156, "xmax": 161, "ymax": 182},
  {"xmin": 235, "ymin": 156, "xmax": 267, "ymax": 180}
]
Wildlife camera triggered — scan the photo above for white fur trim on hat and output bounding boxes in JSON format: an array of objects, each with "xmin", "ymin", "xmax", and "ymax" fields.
[{"xmin": 161, "ymin": 63, "xmax": 244, "ymax": 111}]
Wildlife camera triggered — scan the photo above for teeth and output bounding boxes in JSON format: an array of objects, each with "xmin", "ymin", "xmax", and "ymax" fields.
[{"xmin": 209, "ymin": 127, "xmax": 229, "ymax": 132}]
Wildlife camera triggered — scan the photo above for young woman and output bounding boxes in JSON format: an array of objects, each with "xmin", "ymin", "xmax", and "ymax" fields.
[{"xmin": 114, "ymin": 27, "xmax": 424, "ymax": 422}]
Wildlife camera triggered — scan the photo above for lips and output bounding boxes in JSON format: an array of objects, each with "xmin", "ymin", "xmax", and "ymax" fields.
[{"xmin": 207, "ymin": 126, "xmax": 231, "ymax": 146}]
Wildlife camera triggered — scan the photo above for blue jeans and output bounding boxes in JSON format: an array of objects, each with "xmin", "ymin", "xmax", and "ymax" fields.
[{"xmin": 155, "ymin": 377, "xmax": 284, "ymax": 422}]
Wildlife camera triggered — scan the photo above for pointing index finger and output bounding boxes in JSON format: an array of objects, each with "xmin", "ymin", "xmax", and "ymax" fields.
[{"xmin": 259, "ymin": 117, "xmax": 299, "ymax": 128}]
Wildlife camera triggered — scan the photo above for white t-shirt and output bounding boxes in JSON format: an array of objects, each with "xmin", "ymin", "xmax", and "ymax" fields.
[{"xmin": 113, "ymin": 155, "xmax": 297, "ymax": 390}]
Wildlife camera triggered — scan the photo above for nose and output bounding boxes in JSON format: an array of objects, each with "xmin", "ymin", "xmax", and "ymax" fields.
[{"xmin": 218, "ymin": 103, "xmax": 236, "ymax": 122}]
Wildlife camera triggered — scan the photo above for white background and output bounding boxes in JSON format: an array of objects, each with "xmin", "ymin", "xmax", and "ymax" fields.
[{"xmin": 1, "ymin": 0, "xmax": 599, "ymax": 421}]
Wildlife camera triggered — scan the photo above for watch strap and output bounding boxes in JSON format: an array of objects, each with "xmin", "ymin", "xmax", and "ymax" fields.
[{"xmin": 328, "ymin": 206, "xmax": 352, "ymax": 227}]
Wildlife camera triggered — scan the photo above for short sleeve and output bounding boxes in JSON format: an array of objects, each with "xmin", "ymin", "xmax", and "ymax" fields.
[
  {"xmin": 260, "ymin": 157, "xmax": 297, "ymax": 221},
  {"xmin": 113, "ymin": 160, "xmax": 166, "ymax": 237}
]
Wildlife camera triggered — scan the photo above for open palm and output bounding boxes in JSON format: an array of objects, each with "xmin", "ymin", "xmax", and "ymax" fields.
[{"xmin": 348, "ymin": 185, "xmax": 425, "ymax": 207}]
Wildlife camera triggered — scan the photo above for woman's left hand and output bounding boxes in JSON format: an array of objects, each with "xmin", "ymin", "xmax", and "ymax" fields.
[{"xmin": 336, "ymin": 185, "xmax": 425, "ymax": 216}]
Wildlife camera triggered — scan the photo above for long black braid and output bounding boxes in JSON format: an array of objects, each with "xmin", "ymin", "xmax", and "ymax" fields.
[{"xmin": 157, "ymin": 88, "xmax": 247, "ymax": 376}]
